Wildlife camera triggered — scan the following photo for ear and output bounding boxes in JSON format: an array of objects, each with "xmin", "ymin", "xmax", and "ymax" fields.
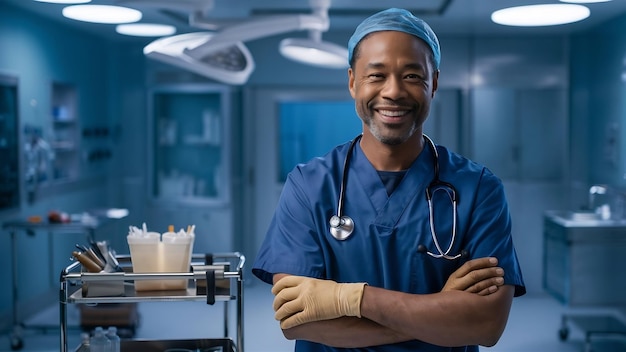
[
  {"xmin": 348, "ymin": 68, "xmax": 356, "ymax": 99},
  {"xmin": 431, "ymin": 69, "xmax": 439, "ymax": 98}
]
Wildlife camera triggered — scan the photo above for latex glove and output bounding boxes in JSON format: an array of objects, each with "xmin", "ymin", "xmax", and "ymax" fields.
[
  {"xmin": 442, "ymin": 257, "xmax": 504, "ymax": 295},
  {"xmin": 272, "ymin": 275, "xmax": 367, "ymax": 329}
]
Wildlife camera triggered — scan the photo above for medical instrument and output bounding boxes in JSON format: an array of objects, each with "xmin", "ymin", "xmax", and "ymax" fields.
[{"xmin": 328, "ymin": 134, "xmax": 467, "ymax": 260}]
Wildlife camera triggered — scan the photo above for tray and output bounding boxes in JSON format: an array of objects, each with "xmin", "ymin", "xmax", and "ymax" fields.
[{"xmin": 74, "ymin": 338, "xmax": 236, "ymax": 352}]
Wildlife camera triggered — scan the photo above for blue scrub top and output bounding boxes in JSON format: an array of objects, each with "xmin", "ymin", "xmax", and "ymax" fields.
[{"xmin": 253, "ymin": 138, "xmax": 526, "ymax": 352}]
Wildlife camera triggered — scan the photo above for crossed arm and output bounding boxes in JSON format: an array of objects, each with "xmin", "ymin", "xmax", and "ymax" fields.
[{"xmin": 272, "ymin": 257, "xmax": 514, "ymax": 348}]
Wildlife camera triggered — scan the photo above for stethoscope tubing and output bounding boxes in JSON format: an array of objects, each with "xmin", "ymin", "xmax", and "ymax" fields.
[{"xmin": 329, "ymin": 134, "xmax": 464, "ymax": 260}]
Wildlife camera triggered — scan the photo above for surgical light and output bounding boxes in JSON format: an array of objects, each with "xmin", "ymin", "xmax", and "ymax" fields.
[
  {"xmin": 143, "ymin": 32, "xmax": 254, "ymax": 85},
  {"xmin": 491, "ymin": 4, "xmax": 590, "ymax": 27},
  {"xmin": 279, "ymin": 34, "xmax": 348, "ymax": 69},
  {"xmin": 116, "ymin": 23, "xmax": 176, "ymax": 37},
  {"xmin": 62, "ymin": 4, "xmax": 142, "ymax": 24}
]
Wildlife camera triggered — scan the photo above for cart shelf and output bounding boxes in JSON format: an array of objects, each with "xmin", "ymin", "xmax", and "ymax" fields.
[{"xmin": 59, "ymin": 252, "xmax": 245, "ymax": 352}]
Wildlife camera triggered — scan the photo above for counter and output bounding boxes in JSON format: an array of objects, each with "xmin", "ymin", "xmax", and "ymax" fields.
[{"xmin": 543, "ymin": 210, "xmax": 626, "ymax": 306}]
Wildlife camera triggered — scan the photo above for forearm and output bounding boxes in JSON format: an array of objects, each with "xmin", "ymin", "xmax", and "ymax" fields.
[
  {"xmin": 361, "ymin": 285, "xmax": 514, "ymax": 347},
  {"xmin": 281, "ymin": 316, "xmax": 412, "ymax": 348}
]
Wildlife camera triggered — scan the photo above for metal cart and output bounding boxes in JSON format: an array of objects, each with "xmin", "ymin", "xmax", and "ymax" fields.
[
  {"xmin": 59, "ymin": 252, "xmax": 245, "ymax": 352},
  {"xmin": 558, "ymin": 314, "xmax": 626, "ymax": 352}
]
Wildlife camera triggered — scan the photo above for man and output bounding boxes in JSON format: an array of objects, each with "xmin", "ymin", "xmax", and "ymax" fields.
[{"xmin": 253, "ymin": 8, "xmax": 525, "ymax": 351}]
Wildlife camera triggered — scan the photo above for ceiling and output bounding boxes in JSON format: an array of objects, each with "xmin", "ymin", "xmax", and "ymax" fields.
[{"xmin": 6, "ymin": 0, "xmax": 626, "ymax": 43}]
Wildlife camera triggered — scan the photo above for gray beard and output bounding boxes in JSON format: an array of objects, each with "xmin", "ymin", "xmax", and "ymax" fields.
[{"xmin": 366, "ymin": 119, "xmax": 417, "ymax": 146}]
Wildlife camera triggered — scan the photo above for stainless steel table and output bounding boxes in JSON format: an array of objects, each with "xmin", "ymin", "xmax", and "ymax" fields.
[{"xmin": 2, "ymin": 210, "xmax": 127, "ymax": 351}]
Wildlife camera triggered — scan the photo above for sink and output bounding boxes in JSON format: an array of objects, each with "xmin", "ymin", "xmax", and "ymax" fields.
[
  {"xmin": 545, "ymin": 210, "xmax": 626, "ymax": 227},
  {"xmin": 564, "ymin": 211, "xmax": 603, "ymax": 221}
]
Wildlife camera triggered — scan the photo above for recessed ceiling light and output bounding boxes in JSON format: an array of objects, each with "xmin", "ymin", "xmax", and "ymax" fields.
[
  {"xmin": 62, "ymin": 5, "xmax": 142, "ymax": 24},
  {"xmin": 34, "ymin": 0, "xmax": 91, "ymax": 3},
  {"xmin": 560, "ymin": 0, "xmax": 611, "ymax": 3},
  {"xmin": 491, "ymin": 4, "xmax": 590, "ymax": 26},
  {"xmin": 116, "ymin": 23, "xmax": 176, "ymax": 37}
]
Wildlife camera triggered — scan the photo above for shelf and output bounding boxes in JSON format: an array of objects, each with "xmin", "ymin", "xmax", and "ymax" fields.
[
  {"xmin": 50, "ymin": 81, "xmax": 79, "ymax": 181},
  {"xmin": 52, "ymin": 119, "xmax": 76, "ymax": 125},
  {"xmin": 150, "ymin": 84, "xmax": 232, "ymax": 204},
  {"xmin": 75, "ymin": 338, "xmax": 236, "ymax": 352},
  {"xmin": 51, "ymin": 141, "xmax": 76, "ymax": 150},
  {"xmin": 68, "ymin": 283, "xmax": 233, "ymax": 304}
]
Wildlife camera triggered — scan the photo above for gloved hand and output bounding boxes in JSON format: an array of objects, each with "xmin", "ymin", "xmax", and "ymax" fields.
[{"xmin": 272, "ymin": 275, "xmax": 367, "ymax": 329}]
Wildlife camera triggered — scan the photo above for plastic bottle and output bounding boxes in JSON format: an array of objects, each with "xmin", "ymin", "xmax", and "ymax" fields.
[
  {"xmin": 106, "ymin": 326, "xmax": 120, "ymax": 352},
  {"xmin": 89, "ymin": 327, "xmax": 110, "ymax": 352},
  {"xmin": 80, "ymin": 332, "xmax": 90, "ymax": 350}
]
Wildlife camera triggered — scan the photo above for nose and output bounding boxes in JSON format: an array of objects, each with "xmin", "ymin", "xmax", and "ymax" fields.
[{"xmin": 380, "ymin": 75, "xmax": 407, "ymax": 100}]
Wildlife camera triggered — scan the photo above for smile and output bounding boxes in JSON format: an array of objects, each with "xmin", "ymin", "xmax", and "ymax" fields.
[{"xmin": 378, "ymin": 109, "xmax": 409, "ymax": 117}]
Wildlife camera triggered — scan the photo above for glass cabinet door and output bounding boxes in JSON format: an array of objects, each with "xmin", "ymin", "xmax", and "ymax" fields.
[
  {"xmin": 149, "ymin": 84, "xmax": 231, "ymax": 205},
  {"xmin": 0, "ymin": 74, "xmax": 20, "ymax": 210}
]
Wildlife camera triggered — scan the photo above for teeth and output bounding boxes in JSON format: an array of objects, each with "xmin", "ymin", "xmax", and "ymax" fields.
[{"xmin": 379, "ymin": 110, "xmax": 407, "ymax": 117}]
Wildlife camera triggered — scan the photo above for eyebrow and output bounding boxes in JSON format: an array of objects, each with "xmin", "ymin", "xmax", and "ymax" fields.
[{"xmin": 365, "ymin": 62, "xmax": 427, "ymax": 71}]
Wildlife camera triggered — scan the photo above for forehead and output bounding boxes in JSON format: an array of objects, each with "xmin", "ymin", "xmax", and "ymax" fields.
[{"xmin": 355, "ymin": 31, "xmax": 432, "ymax": 66}]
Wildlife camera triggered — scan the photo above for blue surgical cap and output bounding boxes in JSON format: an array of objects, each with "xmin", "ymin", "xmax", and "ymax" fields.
[{"xmin": 347, "ymin": 8, "xmax": 441, "ymax": 69}]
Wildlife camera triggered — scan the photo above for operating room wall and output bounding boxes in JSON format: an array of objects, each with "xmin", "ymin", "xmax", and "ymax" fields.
[
  {"xmin": 571, "ymin": 16, "xmax": 626, "ymax": 191},
  {"xmin": 0, "ymin": 2, "xmax": 143, "ymax": 328}
]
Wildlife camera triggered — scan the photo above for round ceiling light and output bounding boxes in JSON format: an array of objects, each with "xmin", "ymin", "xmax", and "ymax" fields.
[
  {"xmin": 116, "ymin": 23, "xmax": 176, "ymax": 37},
  {"xmin": 34, "ymin": 0, "xmax": 91, "ymax": 3},
  {"xmin": 560, "ymin": 0, "xmax": 611, "ymax": 3},
  {"xmin": 279, "ymin": 38, "xmax": 348, "ymax": 69},
  {"xmin": 491, "ymin": 4, "xmax": 590, "ymax": 26},
  {"xmin": 62, "ymin": 5, "xmax": 142, "ymax": 24}
]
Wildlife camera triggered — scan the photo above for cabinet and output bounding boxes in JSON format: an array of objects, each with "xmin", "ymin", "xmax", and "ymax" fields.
[
  {"xmin": 0, "ymin": 74, "xmax": 20, "ymax": 210},
  {"xmin": 149, "ymin": 84, "xmax": 232, "ymax": 205},
  {"xmin": 543, "ymin": 213, "xmax": 626, "ymax": 306},
  {"xmin": 50, "ymin": 82, "xmax": 79, "ymax": 181},
  {"xmin": 471, "ymin": 87, "xmax": 567, "ymax": 181}
]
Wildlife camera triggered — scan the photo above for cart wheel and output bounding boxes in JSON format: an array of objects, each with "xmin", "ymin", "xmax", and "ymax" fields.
[
  {"xmin": 558, "ymin": 327, "xmax": 569, "ymax": 341},
  {"xmin": 9, "ymin": 334, "xmax": 23, "ymax": 351}
]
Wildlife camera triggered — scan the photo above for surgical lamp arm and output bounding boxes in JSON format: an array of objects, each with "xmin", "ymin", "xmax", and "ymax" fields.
[{"xmin": 184, "ymin": 15, "xmax": 329, "ymax": 60}]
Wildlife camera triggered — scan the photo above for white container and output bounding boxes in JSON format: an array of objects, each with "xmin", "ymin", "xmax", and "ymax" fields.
[
  {"xmin": 89, "ymin": 327, "xmax": 110, "ymax": 352},
  {"xmin": 127, "ymin": 231, "xmax": 194, "ymax": 291},
  {"xmin": 106, "ymin": 327, "xmax": 120, "ymax": 352}
]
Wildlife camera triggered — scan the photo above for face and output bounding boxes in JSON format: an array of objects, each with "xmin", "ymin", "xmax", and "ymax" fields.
[{"xmin": 348, "ymin": 31, "xmax": 439, "ymax": 146}]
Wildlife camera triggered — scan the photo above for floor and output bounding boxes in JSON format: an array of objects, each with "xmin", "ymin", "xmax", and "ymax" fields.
[{"xmin": 1, "ymin": 283, "xmax": 625, "ymax": 352}]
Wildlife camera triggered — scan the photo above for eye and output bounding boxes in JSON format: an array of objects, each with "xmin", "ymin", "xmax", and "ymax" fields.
[
  {"xmin": 405, "ymin": 73, "xmax": 424, "ymax": 81},
  {"xmin": 367, "ymin": 73, "xmax": 385, "ymax": 81}
]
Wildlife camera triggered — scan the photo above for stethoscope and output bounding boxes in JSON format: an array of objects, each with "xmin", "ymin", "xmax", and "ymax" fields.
[{"xmin": 329, "ymin": 134, "xmax": 467, "ymax": 260}]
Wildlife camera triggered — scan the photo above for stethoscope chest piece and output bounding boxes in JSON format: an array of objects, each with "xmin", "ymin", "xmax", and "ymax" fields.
[{"xmin": 329, "ymin": 215, "xmax": 354, "ymax": 240}]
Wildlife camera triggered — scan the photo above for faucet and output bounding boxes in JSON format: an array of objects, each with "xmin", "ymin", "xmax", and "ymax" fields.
[
  {"xmin": 588, "ymin": 184, "xmax": 626, "ymax": 220},
  {"xmin": 588, "ymin": 184, "xmax": 608, "ymax": 211}
]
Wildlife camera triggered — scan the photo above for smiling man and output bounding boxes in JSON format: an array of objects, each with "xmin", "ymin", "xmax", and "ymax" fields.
[{"xmin": 253, "ymin": 8, "xmax": 526, "ymax": 352}]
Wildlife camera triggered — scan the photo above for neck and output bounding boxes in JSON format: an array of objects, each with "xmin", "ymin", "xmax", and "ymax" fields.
[{"xmin": 359, "ymin": 132, "xmax": 424, "ymax": 171}]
